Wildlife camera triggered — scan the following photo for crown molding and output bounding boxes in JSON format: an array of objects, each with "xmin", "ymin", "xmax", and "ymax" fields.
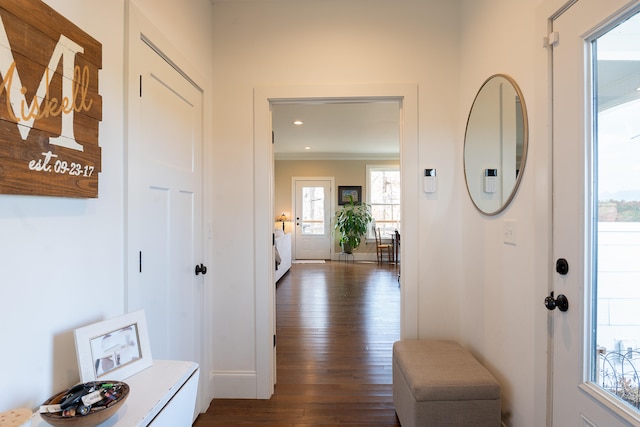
[{"xmin": 275, "ymin": 152, "xmax": 399, "ymax": 161}]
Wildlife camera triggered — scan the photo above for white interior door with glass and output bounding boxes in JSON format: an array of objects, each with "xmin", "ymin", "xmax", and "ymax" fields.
[
  {"xmin": 293, "ymin": 178, "xmax": 333, "ymax": 260},
  {"xmin": 551, "ymin": 0, "xmax": 640, "ymax": 424}
]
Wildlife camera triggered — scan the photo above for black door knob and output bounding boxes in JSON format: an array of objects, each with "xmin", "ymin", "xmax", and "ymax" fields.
[
  {"xmin": 544, "ymin": 291, "xmax": 569, "ymax": 312},
  {"xmin": 195, "ymin": 263, "xmax": 207, "ymax": 275}
]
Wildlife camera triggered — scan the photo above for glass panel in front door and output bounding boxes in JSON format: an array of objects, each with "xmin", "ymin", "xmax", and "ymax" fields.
[
  {"xmin": 593, "ymin": 10, "xmax": 640, "ymax": 412},
  {"xmin": 301, "ymin": 186, "xmax": 325, "ymax": 235}
]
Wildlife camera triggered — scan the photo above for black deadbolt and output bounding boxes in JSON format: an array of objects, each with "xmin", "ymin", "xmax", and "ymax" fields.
[{"xmin": 556, "ymin": 258, "xmax": 569, "ymax": 275}]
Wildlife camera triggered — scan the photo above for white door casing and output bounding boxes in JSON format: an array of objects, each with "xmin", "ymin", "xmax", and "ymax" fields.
[
  {"xmin": 550, "ymin": 0, "xmax": 640, "ymax": 425},
  {"xmin": 126, "ymin": 4, "xmax": 206, "ymax": 417},
  {"xmin": 254, "ymin": 85, "xmax": 419, "ymax": 399}
]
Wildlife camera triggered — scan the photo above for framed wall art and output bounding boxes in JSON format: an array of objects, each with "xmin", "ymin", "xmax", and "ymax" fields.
[
  {"xmin": 338, "ymin": 186, "xmax": 362, "ymax": 205},
  {"xmin": 0, "ymin": 0, "xmax": 103, "ymax": 198},
  {"xmin": 74, "ymin": 310, "xmax": 153, "ymax": 382}
]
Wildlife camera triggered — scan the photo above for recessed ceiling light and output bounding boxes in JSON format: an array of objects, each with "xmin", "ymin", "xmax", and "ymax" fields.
[
  {"xmin": 293, "ymin": 120, "xmax": 304, "ymax": 125},
  {"xmin": 304, "ymin": 146, "xmax": 311, "ymax": 150}
]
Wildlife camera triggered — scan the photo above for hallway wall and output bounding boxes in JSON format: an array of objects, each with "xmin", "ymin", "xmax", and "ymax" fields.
[
  {"xmin": 210, "ymin": 0, "xmax": 462, "ymax": 399},
  {"xmin": 458, "ymin": 1, "xmax": 547, "ymax": 425},
  {"xmin": 0, "ymin": 0, "xmax": 213, "ymax": 412},
  {"xmin": 211, "ymin": 0, "xmax": 549, "ymax": 425}
]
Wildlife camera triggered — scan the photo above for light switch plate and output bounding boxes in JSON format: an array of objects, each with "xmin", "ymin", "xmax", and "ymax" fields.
[{"xmin": 503, "ymin": 219, "xmax": 516, "ymax": 245}]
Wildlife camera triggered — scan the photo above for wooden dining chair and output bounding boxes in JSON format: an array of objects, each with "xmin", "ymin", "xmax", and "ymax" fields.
[{"xmin": 375, "ymin": 228, "xmax": 393, "ymax": 263}]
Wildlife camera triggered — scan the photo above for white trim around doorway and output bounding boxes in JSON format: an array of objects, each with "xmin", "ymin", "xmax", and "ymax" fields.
[{"xmin": 253, "ymin": 83, "xmax": 419, "ymax": 399}]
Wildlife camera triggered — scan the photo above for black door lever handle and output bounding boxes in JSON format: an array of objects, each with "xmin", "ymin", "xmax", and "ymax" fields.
[{"xmin": 544, "ymin": 291, "xmax": 568, "ymax": 312}]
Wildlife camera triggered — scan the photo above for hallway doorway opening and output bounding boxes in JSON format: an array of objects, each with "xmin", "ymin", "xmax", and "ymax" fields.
[
  {"xmin": 273, "ymin": 100, "xmax": 400, "ymax": 263},
  {"xmin": 254, "ymin": 84, "xmax": 419, "ymax": 399}
]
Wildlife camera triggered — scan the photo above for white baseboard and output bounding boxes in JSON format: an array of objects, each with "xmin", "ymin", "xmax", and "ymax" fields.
[{"xmin": 210, "ymin": 370, "xmax": 258, "ymax": 398}]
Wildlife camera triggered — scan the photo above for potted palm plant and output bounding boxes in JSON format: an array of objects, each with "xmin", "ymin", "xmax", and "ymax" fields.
[{"xmin": 334, "ymin": 196, "xmax": 372, "ymax": 254}]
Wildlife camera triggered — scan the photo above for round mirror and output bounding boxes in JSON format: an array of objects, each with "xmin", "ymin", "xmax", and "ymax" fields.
[{"xmin": 464, "ymin": 74, "xmax": 528, "ymax": 215}]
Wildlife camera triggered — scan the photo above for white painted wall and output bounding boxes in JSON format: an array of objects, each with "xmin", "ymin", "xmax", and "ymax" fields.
[
  {"xmin": 213, "ymin": 0, "xmax": 551, "ymax": 425},
  {"xmin": 459, "ymin": 1, "xmax": 548, "ymax": 426},
  {"xmin": 0, "ymin": 0, "xmax": 125, "ymax": 411},
  {"xmin": 0, "ymin": 0, "xmax": 213, "ymax": 413},
  {"xmin": 210, "ymin": 0, "xmax": 462, "ymax": 397}
]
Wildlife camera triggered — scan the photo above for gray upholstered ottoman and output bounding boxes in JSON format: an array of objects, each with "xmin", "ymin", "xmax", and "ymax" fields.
[{"xmin": 392, "ymin": 340, "xmax": 501, "ymax": 427}]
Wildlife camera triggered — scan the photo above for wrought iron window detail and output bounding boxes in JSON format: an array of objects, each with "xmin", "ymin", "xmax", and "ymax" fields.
[{"xmin": 598, "ymin": 348, "xmax": 640, "ymax": 409}]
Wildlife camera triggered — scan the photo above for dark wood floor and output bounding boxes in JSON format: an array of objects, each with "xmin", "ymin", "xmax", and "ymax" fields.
[{"xmin": 194, "ymin": 260, "xmax": 401, "ymax": 426}]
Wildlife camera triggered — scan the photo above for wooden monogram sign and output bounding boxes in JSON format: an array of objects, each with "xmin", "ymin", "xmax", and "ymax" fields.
[{"xmin": 0, "ymin": 0, "xmax": 102, "ymax": 198}]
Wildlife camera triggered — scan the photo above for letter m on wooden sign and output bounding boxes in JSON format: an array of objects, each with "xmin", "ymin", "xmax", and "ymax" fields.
[{"xmin": 0, "ymin": 0, "xmax": 102, "ymax": 198}]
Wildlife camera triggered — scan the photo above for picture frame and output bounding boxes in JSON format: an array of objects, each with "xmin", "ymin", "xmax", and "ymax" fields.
[
  {"xmin": 338, "ymin": 186, "xmax": 362, "ymax": 205},
  {"xmin": 74, "ymin": 310, "xmax": 153, "ymax": 383}
]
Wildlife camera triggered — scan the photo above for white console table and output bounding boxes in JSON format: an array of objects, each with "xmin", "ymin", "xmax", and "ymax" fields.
[{"xmin": 34, "ymin": 360, "xmax": 199, "ymax": 427}]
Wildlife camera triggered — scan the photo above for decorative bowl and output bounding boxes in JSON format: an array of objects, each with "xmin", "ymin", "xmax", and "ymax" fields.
[{"xmin": 39, "ymin": 381, "xmax": 129, "ymax": 427}]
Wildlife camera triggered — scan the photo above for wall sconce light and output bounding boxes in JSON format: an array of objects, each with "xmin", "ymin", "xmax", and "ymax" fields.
[{"xmin": 277, "ymin": 212, "xmax": 290, "ymax": 231}]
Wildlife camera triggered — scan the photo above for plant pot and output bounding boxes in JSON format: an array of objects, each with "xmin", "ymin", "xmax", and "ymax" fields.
[{"xmin": 341, "ymin": 242, "xmax": 353, "ymax": 254}]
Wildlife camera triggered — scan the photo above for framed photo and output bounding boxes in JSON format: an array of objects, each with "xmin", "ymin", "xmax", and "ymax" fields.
[
  {"xmin": 338, "ymin": 186, "xmax": 362, "ymax": 205},
  {"xmin": 74, "ymin": 310, "xmax": 153, "ymax": 382}
]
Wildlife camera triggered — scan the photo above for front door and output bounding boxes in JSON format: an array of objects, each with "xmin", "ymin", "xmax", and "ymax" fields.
[
  {"xmin": 551, "ymin": 0, "xmax": 640, "ymax": 424},
  {"xmin": 293, "ymin": 178, "xmax": 332, "ymax": 260}
]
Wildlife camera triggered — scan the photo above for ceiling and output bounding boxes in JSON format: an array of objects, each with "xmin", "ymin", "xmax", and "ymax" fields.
[{"xmin": 272, "ymin": 101, "xmax": 400, "ymax": 160}]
